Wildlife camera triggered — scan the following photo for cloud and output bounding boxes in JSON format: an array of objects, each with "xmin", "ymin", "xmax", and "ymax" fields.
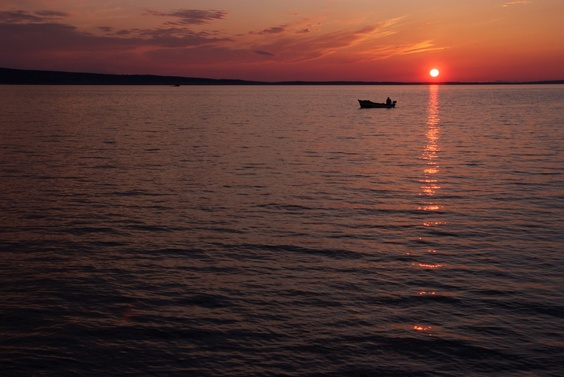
[
  {"xmin": 0, "ymin": 14, "xmax": 234, "ymax": 74},
  {"xmin": 98, "ymin": 26, "xmax": 113, "ymax": 33},
  {"xmin": 133, "ymin": 27, "xmax": 232, "ymax": 47},
  {"xmin": 144, "ymin": 9, "xmax": 227, "ymax": 25},
  {"xmin": 35, "ymin": 10, "xmax": 70, "ymax": 18},
  {"xmin": 0, "ymin": 19, "xmax": 236, "ymax": 76},
  {"xmin": 0, "ymin": 9, "xmax": 69, "ymax": 23},
  {"xmin": 255, "ymin": 50, "xmax": 275, "ymax": 56},
  {"xmin": 244, "ymin": 19, "xmax": 404, "ymax": 64},
  {"xmin": 0, "ymin": 23, "xmax": 132, "ymax": 52},
  {"xmin": 251, "ymin": 25, "xmax": 287, "ymax": 35},
  {"xmin": 502, "ymin": 1, "xmax": 531, "ymax": 7},
  {"xmin": 359, "ymin": 40, "xmax": 445, "ymax": 61},
  {"xmin": 0, "ymin": 6, "xmax": 237, "ymax": 75}
]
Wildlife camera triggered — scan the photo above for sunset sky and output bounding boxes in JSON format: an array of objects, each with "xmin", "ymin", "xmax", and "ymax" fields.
[{"xmin": 1, "ymin": 0, "xmax": 563, "ymax": 82}]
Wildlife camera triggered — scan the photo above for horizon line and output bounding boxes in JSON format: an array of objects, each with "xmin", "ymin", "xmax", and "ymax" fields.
[{"xmin": 1, "ymin": 67, "xmax": 563, "ymax": 86}]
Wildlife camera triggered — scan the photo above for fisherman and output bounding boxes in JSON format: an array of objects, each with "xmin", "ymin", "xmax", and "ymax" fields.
[{"xmin": 386, "ymin": 97, "xmax": 392, "ymax": 105}]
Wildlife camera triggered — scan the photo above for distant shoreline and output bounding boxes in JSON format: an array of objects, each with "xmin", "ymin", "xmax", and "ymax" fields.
[{"xmin": 1, "ymin": 67, "xmax": 563, "ymax": 86}]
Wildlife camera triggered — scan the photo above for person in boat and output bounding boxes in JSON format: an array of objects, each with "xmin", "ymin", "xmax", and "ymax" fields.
[{"xmin": 386, "ymin": 97, "xmax": 392, "ymax": 105}]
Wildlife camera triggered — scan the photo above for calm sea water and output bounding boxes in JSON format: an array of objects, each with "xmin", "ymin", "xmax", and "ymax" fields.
[{"xmin": 1, "ymin": 84, "xmax": 563, "ymax": 376}]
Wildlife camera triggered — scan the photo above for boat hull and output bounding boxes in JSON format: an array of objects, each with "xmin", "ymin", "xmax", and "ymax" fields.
[{"xmin": 358, "ymin": 100, "xmax": 396, "ymax": 108}]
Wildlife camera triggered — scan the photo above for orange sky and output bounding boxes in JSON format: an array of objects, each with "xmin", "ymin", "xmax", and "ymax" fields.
[{"xmin": 1, "ymin": 0, "xmax": 563, "ymax": 82}]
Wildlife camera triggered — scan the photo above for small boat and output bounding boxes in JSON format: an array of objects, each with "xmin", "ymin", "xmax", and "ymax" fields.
[{"xmin": 358, "ymin": 99, "xmax": 396, "ymax": 108}]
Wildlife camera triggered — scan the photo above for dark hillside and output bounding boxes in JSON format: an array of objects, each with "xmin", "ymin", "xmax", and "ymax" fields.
[{"xmin": 0, "ymin": 67, "xmax": 260, "ymax": 85}]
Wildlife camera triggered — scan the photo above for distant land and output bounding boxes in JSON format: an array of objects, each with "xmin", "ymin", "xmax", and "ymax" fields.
[{"xmin": 1, "ymin": 67, "xmax": 563, "ymax": 86}]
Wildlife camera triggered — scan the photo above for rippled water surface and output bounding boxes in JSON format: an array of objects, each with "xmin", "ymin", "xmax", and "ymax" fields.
[{"xmin": 1, "ymin": 85, "xmax": 563, "ymax": 376}]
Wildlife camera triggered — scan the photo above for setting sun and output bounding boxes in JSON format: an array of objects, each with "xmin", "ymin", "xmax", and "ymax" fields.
[{"xmin": 430, "ymin": 69, "xmax": 440, "ymax": 78}]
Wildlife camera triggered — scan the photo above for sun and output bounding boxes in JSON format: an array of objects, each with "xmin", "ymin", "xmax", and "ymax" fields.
[{"xmin": 429, "ymin": 68, "xmax": 440, "ymax": 78}]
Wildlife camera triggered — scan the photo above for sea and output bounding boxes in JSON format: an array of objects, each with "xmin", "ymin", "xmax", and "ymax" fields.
[{"xmin": 1, "ymin": 84, "xmax": 563, "ymax": 376}]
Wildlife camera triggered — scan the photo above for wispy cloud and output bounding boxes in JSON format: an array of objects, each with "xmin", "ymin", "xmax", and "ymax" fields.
[
  {"xmin": 243, "ymin": 17, "xmax": 406, "ymax": 64},
  {"xmin": 134, "ymin": 27, "xmax": 231, "ymax": 47},
  {"xmin": 35, "ymin": 10, "xmax": 70, "ymax": 18},
  {"xmin": 502, "ymin": 1, "xmax": 531, "ymax": 7},
  {"xmin": 144, "ymin": 9, "xmax": 227, "ymax": 25},
  {"xmin": 360, "ymin": 40, "xmax": 445, "ymax": 61},
  {"xmin": 0, "ymin": 9, "xmax": 69, "ymax": 23},
  {"xmin": 251, "ymin": 25, "xmax": 287, "ymax": 35},
  {"xmin": 254, "ymin": 50, "xmax": 275, "ymax": 56}
]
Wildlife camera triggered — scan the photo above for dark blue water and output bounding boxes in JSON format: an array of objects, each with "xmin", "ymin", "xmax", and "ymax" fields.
[{"xmin": 1, "ymin": 85, "xmax": 563, "ymax": 376}]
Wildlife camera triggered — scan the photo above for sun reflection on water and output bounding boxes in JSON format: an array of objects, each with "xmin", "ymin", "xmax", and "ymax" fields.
[
  {"xmin": 417, "ymin": 85, "xmax": 444, "ymax": 253},
  {"xmin": 412, "ymin": 85, "xmax": 444, "ymax": 334},
  {"xmin": 413, "ymin": 325, "xmax": 434, "ymax": 336},
  {"xmin": 420, "ymin": 84, "xmax": 441, "ymax": 201}
]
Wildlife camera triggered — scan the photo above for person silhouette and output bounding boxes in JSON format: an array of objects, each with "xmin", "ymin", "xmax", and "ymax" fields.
[{"xmin": 386, "ymin": 97, "xmax": 392, "ymax": 105}]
